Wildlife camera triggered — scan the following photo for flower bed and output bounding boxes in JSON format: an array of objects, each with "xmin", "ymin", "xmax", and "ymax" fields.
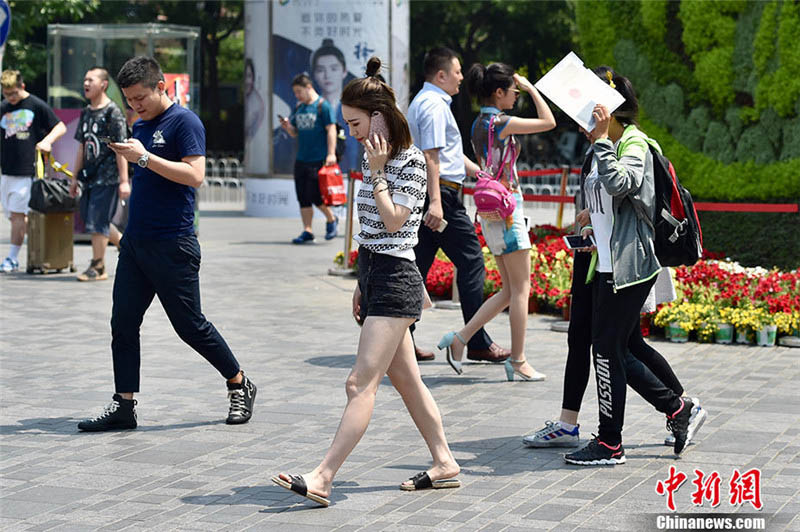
[
  {"xmin": 653, "ymin": 260, "xmax": 800, "ymax": 343},
  {"xmin": 334, "ymin": 224, "xmax": 800, "ymax": 342}
]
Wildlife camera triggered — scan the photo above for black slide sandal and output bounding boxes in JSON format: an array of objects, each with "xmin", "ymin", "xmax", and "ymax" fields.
[
  {"xmin": 400, "ymin": 471, "xmax": 461, "ymax": 491},
  {"xmin": 271, "ymin": 474, "xmax": 330, "ymax": 507}
]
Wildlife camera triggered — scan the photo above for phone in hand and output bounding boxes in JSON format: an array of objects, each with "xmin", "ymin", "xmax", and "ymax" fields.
[
  {"xmin": 368, "ymin": 111, "xmax": 391, "ymax": 142},
  {"xmin": 277, "ymin": 114, "xmax": 286, "ymax": 122},
  {"xmin": 563, "ymin": 234, "xmax": 596, "ymax": 250},
  {"xmin": 97, "ymin": 136, "xmax": 115, "ymax": 144},
  {"xmin": 425, "ymin": 210, "xmax": 448, "ymax": 232}
]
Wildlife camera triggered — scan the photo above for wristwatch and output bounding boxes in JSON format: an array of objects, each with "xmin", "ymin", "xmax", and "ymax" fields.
[{"xmin": 137, "ymin": 152, "xmax": 150, "ymax": 168}]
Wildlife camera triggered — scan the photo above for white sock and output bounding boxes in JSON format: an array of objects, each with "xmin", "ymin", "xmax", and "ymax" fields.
[
  {"xmin": 8, "ymin": 245, "xmax": 21, "ymax": 261},
  {"xmin": 560, "ymin": 421, "xmax": 577, "ymax": 431}
]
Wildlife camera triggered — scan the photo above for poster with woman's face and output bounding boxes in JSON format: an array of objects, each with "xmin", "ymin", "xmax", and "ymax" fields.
[{"xmin": 270, "ymin": 0, "xmax": 391, "ymax": 176}]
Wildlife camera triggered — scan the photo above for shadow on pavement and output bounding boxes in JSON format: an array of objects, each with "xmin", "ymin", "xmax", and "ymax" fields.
[
  {"xmin": 0, "ymin": 417, "xmax": 223, "ymax": 435},
  {"xmin": 180, "ymin": 479, "xmax": 402, "ymax": 511},
  {"xmin": 305, "ymin": 354, "xmax": 357, "ymax": 368}
]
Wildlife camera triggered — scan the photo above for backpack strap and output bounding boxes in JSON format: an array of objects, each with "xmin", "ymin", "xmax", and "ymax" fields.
[{"xmin": 485, "ymin": 114, "xmax": 515, "ymax": 182}]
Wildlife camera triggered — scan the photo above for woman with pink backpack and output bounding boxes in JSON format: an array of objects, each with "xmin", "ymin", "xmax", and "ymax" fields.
[{"xmin": 437, "ymin": 62, "xmax": 555, "ymax": 380}]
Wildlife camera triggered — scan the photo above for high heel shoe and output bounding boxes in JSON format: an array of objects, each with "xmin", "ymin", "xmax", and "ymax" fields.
[
  {"xmin": 504, "ymin": 359, "xmax": 546, "ymax": 382},
  {"xmin": 437, "ymin": 331, "xmax": 467, "ymax": 375}
]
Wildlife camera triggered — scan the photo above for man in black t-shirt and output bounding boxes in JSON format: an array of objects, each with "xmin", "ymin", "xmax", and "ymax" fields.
[
  {"xmin": 68, "ymin": 67, "xmax": 130, "ymax": 282},
  {"xmin": 0, "ymin": 69, "xmax": 67, "ymax": 273}
]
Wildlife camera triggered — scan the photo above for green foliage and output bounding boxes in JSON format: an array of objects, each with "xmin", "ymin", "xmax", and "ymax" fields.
[
  {"xmin": 4, "ymin": 1, "xmax": 101, "ymax": 82},
  {"xmin": 576, "ymin": 0, "xmax": 799, "ymax": 203},
  {"xmin": 673, "ymin": 106, "xmax": 710, "ymax": 152},
  {"xmin": 641, "ymin": 117, "xmax": 800, "ymax": 202},
  {"xmin": 702, "ymin": 122, "xmax": 735, "ymax": 164},
  {"xmin": 701, "ymin": 212, "xmax": 800, "ymax": 270},
  {"xmin": 752, "ymin": 0, "xmax": 778, "ymax": 76},
  {"xmin": 735, "ymin": 124, "xmax": 776, "ymax": 165}
]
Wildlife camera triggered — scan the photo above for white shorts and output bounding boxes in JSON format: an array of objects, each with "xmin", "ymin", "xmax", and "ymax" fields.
[{"xmin": 0, "ymin": 175, "xmax": 32, "ymax": 219}]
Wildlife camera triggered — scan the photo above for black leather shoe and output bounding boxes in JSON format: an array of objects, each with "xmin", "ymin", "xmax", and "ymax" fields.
[{"xmin": 467, "ymin": 343, "xmax": 511, "ymax": 363}]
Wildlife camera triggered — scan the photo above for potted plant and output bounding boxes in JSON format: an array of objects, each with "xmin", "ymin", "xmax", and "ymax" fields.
[
  {"xmin": 716, "ymin": 307, "xmax": 735, "ymax": 344},
  {"xmin": 653, "ymin": 302, "xmax": 692, "ymax": 342}
]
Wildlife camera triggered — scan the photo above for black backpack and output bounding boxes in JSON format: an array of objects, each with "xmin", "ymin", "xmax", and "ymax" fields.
[{"xmin": 636, "ymin": 146, "xmax": 703, "ymax": 267}]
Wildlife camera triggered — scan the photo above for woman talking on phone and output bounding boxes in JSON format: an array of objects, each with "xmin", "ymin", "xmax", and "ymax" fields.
[
  {"xmin": 438, "ymin": 62, "xmax": 555, "ymax": 381},
  {"xmin": 271, "ymin": 57, "xmax": 460, "ymax": 506}
]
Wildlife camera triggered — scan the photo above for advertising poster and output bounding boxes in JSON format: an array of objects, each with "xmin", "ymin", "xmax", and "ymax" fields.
[
  {"xmin": 271, "ymin": 0, "xmax": 391, "ymax": 176},
  {"xmin": 244, "ymin": 0, "xmax": 270, "ymax": 178},
  {"xmin": 164, "ymin": 73, "xmax": 191, "ymax": 108}
]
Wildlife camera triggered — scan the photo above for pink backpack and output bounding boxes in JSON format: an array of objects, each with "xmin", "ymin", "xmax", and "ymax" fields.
[{"xmin": 474, "ymin": 115, "xmax": 516, "ymax": 222}]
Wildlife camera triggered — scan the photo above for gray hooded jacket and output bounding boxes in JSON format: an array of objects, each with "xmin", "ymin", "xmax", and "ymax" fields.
[{"xmin": 591, "ymin": 125, "xmax": 662, "ymax": 290}]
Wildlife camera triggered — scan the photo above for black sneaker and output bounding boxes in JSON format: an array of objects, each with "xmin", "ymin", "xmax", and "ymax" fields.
[
  {"xmin": 78, "ymin": 394, "xmax": 137, "ymax": 432},
  {"xmin": 666, "ymin": 398, "xmax": 693, "ymax": 455},
  {"xmin": 226, "ymin": 373, "xmax": 256, "ymax": 424},
  {"xmin": 564, "ymin": 436, "xmax": 626, "ymax": 465}
]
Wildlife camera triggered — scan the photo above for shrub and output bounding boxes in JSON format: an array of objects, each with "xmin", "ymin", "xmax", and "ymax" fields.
[
  {"xmin": 702, "ymin": 121, "xmax": 735, "ymax": 164},
  {"xmin": 736, "ymin": 125, "xmax": 776, "ymax": 164}
]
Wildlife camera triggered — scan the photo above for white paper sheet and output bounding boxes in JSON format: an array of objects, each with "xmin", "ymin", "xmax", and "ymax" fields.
[{"xmin": 534, "ymin": 52, "xmax": 625, "ymax": 132}]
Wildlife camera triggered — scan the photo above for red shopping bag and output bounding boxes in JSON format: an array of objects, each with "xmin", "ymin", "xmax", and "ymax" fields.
[{"xmin": 318, "ymin": 164, "xmax": 347, "ymax": 206}]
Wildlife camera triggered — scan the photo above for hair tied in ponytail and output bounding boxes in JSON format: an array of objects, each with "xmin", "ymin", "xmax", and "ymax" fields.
[
  {"xmin": 365, "ymin": 57, "xmax": 382, "ymax": 78},
  {"xmin": 605, "ymin": 71, "xmax": 616, "ymax": 89}
]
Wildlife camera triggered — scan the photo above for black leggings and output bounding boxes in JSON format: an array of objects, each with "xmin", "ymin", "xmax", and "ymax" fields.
[
  {"xmin": 591, "ymin": 273, "xmax": 683, "ymax": 445},
  {"xmin": 562, "ymin": 253, "xmax": 684, "ymax": 413}
]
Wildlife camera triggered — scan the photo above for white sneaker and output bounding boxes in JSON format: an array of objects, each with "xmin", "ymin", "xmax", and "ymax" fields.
[
  {"xmin": 523, "ymin": 420, "xmax": 580, "ymax": 448},
  {"xmin": 664, "ymin": 397, "xmax": 706, "ymax": 446},
  {"xmin": 0, "ymin": 257, "xmax": 19, "ymax": 273}
]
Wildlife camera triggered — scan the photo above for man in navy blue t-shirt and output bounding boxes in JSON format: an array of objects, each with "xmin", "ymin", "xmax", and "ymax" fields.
[{"xmin": 77, "ymin": 56, "xmax": 257, "ymax": 432}]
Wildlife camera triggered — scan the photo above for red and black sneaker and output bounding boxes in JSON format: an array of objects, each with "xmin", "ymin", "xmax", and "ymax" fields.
[{"xmin": 564, "ymin": 436, "xmax": 626, "ymax": 466}]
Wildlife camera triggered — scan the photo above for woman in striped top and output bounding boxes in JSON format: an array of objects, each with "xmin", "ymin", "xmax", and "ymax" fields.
[{"xmin": 272, "ymin": 57, "xmax": 460, "ymax": 506}]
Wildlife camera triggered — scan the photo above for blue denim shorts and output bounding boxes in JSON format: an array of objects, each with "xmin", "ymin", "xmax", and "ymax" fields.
[
  {"xmin": 80, "ymin": 184, "xmax": 118, "ymax": 236},
  {"xmin": 357, "ymin": 247, "xmax": 424, "ymax": 321},
  {"xmin": 480, "ymin": 191, "xmax": 531, "ymax": 256}
]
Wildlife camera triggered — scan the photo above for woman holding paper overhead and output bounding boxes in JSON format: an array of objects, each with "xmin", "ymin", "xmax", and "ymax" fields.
[
  {"xmin": 562, "ymin": 71, "xmax": 700, "ymax": 466},
  {"xmin": 437, "ymin": 62, "xmax": 555, "ymax": 381}
]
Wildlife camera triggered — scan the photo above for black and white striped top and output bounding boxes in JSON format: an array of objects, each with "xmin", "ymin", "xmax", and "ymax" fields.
[{"xmin": 354, "ymin": 145, "xmax": 427, "ymax": 260}]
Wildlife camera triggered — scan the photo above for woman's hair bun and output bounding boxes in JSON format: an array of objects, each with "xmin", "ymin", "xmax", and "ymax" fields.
[
  {"xmin": 321, "ymin": 38, "xmax": 334, "ymax": 47},
  {"xmin": 365, "ymin": 56, "xmax": 382, "ymax": 78}
]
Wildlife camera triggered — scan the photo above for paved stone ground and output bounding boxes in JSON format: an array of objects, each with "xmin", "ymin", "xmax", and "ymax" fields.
[{"xmin": 0, "ymin": 211, "xmax": 798, "ymax": 531}]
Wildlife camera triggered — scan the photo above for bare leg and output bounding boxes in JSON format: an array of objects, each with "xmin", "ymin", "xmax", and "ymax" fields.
[
  {"xmin": 448, "ymin": 256, "xmax": 512, "ymax": 362},
  {"xmin": 91, "ymin": 233, "xmax": 110, "ymax": 262},
  {"xmin": 316, "ymin": 203, "xmax": 336, "ymax": 223},
  {"xmin": 10, "ymin": 212, "xmax": 25, "ymax": 246},
  {"xmin": 560, "ymin": 409, "xmax": 579, "ymax": 426},
  {"xmin": 503, "ymin": 249, "xmax": 540, "ymax": 377},
  {"xmin": 279, "ymin": 315, "xmax": 414, "ymax": 498},
  {"xmin": 108, "ymin": 224, "xmax": 122, "ymax": 248},
  {"xmin": 300, "ymin": 207, "xmax": 314, "ymax": 233},
  {"xmin": 386, "ymin": 329, "xmax": 459, "ymax": 486}
]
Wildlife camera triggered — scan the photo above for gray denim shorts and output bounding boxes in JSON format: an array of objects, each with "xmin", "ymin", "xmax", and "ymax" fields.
[{"xmin": 357, "ymin": 247, "xmax": 424, "ymax": 322}]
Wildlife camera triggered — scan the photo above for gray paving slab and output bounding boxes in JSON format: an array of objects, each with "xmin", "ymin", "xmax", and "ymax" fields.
[{"xmin": 1, "ymin": 212, "xmax": 798, "ymax": 530}]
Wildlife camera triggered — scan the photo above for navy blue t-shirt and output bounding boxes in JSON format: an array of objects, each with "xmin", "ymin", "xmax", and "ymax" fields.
[{"xmin": 126, "ymin": 104, "xmax": 205, "ymax": 240}]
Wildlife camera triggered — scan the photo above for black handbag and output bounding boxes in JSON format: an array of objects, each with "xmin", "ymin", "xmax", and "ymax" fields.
[{"xmin": 28, "ymin": 178, "xmax": 79, "ymax": 213}]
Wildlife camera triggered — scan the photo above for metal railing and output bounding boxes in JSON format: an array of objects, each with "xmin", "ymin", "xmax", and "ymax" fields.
[{"xmin": 198, "ymin": 156, "xmax": 245, "ymax": 208}]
